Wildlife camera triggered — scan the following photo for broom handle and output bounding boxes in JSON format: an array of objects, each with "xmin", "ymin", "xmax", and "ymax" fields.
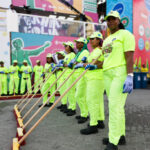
[
  {"xmin": 19, "ymin": 54, "xmax": 101, "ymax": 144},
  {"xmin": 23, "ymin": 68, "xmax": 74, "ymax": 128},
  {"xmin": 21, "ymin": 68, "xmax": 67, "ymax": 116},
  {"xmin": 18, "ymin": 69, "xmax": 54, "ymax": 108}
]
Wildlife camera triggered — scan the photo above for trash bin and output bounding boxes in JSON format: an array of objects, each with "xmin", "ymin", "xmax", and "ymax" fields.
[
  {"xmin": 133, "ymin": 72, "xmax": 141, "ymax": 89},
  {"xmin": 140, "ymin": 72, "xmax": 148, "ymax": 88}
]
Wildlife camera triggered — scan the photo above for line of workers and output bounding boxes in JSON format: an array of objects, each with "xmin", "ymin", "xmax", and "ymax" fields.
[{"xmin": 0, "ymin": 10, "xmax": 135, "ymax": 150}]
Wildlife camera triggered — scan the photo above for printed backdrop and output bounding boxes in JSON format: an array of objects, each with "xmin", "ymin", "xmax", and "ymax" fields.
[
  {"xmin": 107, "ymin": 0, "xmax": 133, "ymax": 32},
  {"xmin": 11, "ymin": 32, "xmax": 77, "ymax": 67},
  {"xmin": 133, "ymin": 0, "xmax": 150, "ymax": 69},
  {"xmin": 0, "ymin": 31, "xmax": 10, "ymax": 67},
  {"xmin": 12, "ymin": 0, "xmax": 82, "ymax": 15}
]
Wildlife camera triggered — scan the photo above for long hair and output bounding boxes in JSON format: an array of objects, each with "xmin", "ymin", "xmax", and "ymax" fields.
[{"xmin": 96, "ymin": 38, "xmax": 103, "ymax": 47}]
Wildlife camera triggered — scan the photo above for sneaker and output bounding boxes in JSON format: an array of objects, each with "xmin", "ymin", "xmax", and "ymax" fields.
[
  {"xmin": 103, "ymin": 136, "xmax": 126, "ymax": 145},
  {"xmin": 67, "ymin": 110, "xmax": 76, "ymax": 116},
  {"xmin": 80, "ymin": 125, "xmax": 98, "ymax": 135},
  {"xmin": 97, "ymin": 121, "xmax": 105, "ymax": 129},
  {"xmin": 78, "ymin": 117, "xmax": 88, "ymax": 124},
  {"xmin": 104, "ymin": 142, "xmax": 118, "ymax": 150}
]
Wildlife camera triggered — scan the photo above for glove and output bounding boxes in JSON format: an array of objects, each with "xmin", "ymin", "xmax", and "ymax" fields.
[
  {"xmin": 56, "ymin": 63, "xmax": 63, "ymax": 67},
  {"xmin": 68, "ymin": 59, "xmax": 76, "ymax": 68},
  {"xmin": 123, "ymin": 75, "xmax": 133, "ymax": 94},
  {"xmin": 11, "ymin": 72, "xmax": 15, "ymax": 74},
  {"xmin": 51, "ymin": 66, "xmax": 56, "ymax": 72},
  {"xmin": 81, "ymin": 57, "xmax": 87, "ymax": 63},
  {"xmin": 24, "ymin": 71, "xmax": 28, "ymax": 74},
  {"xmin": 0, "ymin": 71, "xmax": 5, "ymax": 74},
  {"xmin": 59, "ymin": 60, "xmax": 64, "ymax": 64},
  {"xmin": 74, "ymin": 63, "xmax": 84, "ymax": 69},
  {"xmin": 51, "ymin": 63, "xmax": 54, "ymax": 68},
  {"xmin": 40, "ymin": 73, "xmax": 45, "ymax": 77},
  {"xmin": 85, "ymin": 64, "xmax": 97, "ymax": 70}
]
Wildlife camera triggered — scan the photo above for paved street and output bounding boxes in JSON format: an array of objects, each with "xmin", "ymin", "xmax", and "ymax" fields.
[{"xmin": 0, "ymin": 89, "xmax": 150, "ymax": 150}]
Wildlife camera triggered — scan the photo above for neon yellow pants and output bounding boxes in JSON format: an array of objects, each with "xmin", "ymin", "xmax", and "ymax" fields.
[
  {"xmin": 86, "ymin": 79, "xmax": 104, "ymax": 126},
  {"xmin": 20, "ymin": 77, "xmax": 32, "ymax": 94},
  {"xmin": 9, "ymin": 77, "xmax": 19, "ymax": 94},
  {"xmin": 34, "ymin": 77, "xmax": 43, "ymax": 93},
  {"xmin": 75, "ymin": 72, "xmax": 88, "ymax": 117},
  {"xmin": 104, "ymin": 65, "xmax": 127, "ymax": 145},
  {"xmin": 41, "ymin": 74, "xmax": 56, "ymax": 104},
  {"xmin": 0, "ymin": 79, "xmax": 7, "ymax": 95}
]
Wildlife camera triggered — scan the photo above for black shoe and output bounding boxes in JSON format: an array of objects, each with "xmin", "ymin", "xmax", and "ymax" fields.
[
  {"xmin": 67, "ymin": 110, "xmax": 76, "ymax": 116},
  {"xmin": 60, "ymin": 105, "xmax": 67, "ymax": 112},
  {"xmin": 38, "ymin": 103, "xmax": 49, "ymax": 107},
  {"xmin": 15, "ymin": 93, "xmax": 19, "ymax": 95},
  {"xmin": 103, "ymin": 136, "xmax": 126, "ymax": 145},
  {"xmin": 104, "ymin": 142, "xmax": 118, "ymax": 150},
  {"xmin": 75, "ymin": 115, "xmax": 81, "ymax": 119},
  {"xmin": 9, "ymin": 94, "xmax": 13, "ymax": 96},
  {"xmin": 97, "ymin": 121, "xmax": 105, "ymax": 129},
  {"xmin": 38, "ymin": 104, "xmax": 43, "ymax": 107},
  {"xmin": 57, "ymin": 104, "xmax": 63, "ymax": 109},
  {"xmin": 80, "ymin": 125, "xmax": 98, "ymax": 135},
  {"xmin": 46, "ymin": 103, "xmax": 53, "ymax": 107},
  {"xmin": 78, "ymin": 117, "xmax": 88, "ymax": 124},
  {"xmin": 63, "ymin": 108, "xmax": 71, "ymax": 113},
  {"xmin": 2, "ymin": 94, "xmax": 7, "ymax": 96}
]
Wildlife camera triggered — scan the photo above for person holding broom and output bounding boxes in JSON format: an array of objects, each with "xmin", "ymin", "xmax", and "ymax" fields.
[
  {"xmin": 102, "ymin": 11, "xmax": 135, "ymax": 150},
  {"xmin": 75, "ymin": 32, "xmax": 105, "ymax": 134},
  {"xmin": 39, "ymin": 53, "xmax": 56, "ymax": 107}
]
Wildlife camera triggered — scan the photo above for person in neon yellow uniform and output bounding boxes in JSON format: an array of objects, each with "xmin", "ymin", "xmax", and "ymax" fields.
[
  {"xmin": 53, "ymin": 51, "xmax": 66, "ymax": 109},
  {"xmin": 0, "ymin": 61, "xmax": 8, "ymax": 96},
  {"xmin": 39, "ymin": 53, "xmax": 56, "ymax": 107},
  {"xmin": 102, "ymin": 11, "xmax": 135, "ymax": 150},
  {"xmin": 56, "ymin": 42, "xmax": 76, "ymax": 115},
  {"xmin": 20, "ymin": 60, "xmax": 32, "ymax": 95},
  {"xmin": 9, "ymin": 60, "xmax": 20, "ymax": 95},
  {"xmin": 69, "ymin": 37, "xmax": 89, "ymax": 123},
  {"xmin": 33, "ymin": 60, "xmax": 44, "ymax": 94},
  {"xmin": 75, "ymin": 32, "xmax": 105, "ymax": 134}
]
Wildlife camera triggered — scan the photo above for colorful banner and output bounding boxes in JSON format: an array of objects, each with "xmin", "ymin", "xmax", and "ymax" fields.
[
  {"xmin": 0, "ymin": 32, "xmax": 10, "ymax": 67},
  {"xmin": 12, "ymin": 0, "xmax": 82, "ymax": 15},
  {"xmin": 11, "ymin": 32, "xmax": 77, "ymax": 67},
  {"xmin": 107, "ymin": 0, "xmax": 133, "ymax": 32},
  {"xmin": 133, "ymin": 0, "xmax": 150, "ymax": 69},
  {"xmin": 18, "ymin": 14, "xmax": 84, "ymax": 37}
]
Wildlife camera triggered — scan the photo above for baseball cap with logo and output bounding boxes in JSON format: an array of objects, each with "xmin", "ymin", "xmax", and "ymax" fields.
[
  {"xmin": 63, "ymin": 41, "xmax": 74, "ymax": 49},
  {"xmin": 13, "ymin": 60, "xmax": 18, "ymax": 63},
  {"xmin": 74, "ymin": 37, "xmax": 88, "ymax": 44},
  {"xmin": 89, "ymin": 32, "xmax": 103, "ymax": 40},
  {"xmin": 46, "ymin": 53, "xmax": 52, "ymax": 58},
  {"xmin": 104, "ymin": 10, "xmax": 121, "ymax": 20},
  {"xmin": 56, "ymin": 51, "xmax": 66, "ymax": 56}
]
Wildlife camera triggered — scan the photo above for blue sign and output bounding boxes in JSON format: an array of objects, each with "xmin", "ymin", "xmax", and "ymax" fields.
[
  {"xmin": 145, "ymin": 0, "xmax": 150, "ymax": 11},
  {"xmin": 113, "ymin": 3, "xmax": 124, "ymax": 15},
  {"xmin": 106, "ymin": 0, "xmax": 133, "ymax": 32},
  {"xmin": 138, "ymin": 38, "xmax": 144, "ymax": 50}
]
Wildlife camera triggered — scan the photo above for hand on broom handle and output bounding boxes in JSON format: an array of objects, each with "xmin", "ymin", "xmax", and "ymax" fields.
[
  {"xmin": 18, "ymin": 54, "xmax": 101, "ymax": 145},
  {"xmin": 21, "ymin": 68, "xmax": 68, "ymax": 116},
  {"xmin": 22, "ymin": 68, "xmax": 74, "ymax": 128},
  {"xmin": 18, "ymin": 69, "xmax": 54, "ymax": 108}
]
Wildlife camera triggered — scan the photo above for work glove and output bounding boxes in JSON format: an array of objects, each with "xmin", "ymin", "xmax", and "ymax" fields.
[
  {"xmin": 74, "ymin": 63, "xmax": 84, "ymax": 69},
  {"xmin": 40, "ymin": 73, "xmax": 45, "ymax": 77},
  {"xmin": 81, "ymin": 57, "xmax": 87, "ymax": 63},
  {"xmin": 51, "ymin": 66, "xmax": 56, "ymax": 72},
  {"xmin": 0, "ymin": 71, "xmax": 5, "ymax": 74},
  {"xmin": 85, "ymin": 64, "xmax": 97, "ymax": 70},
  {"xmin": 24, "ymin": 71, "xmax": 29, "ymax": 74},
  {"xmin": 11, "ymin": 72, "xmax": 15, "ymax": 74},
  {"xmin": 59, "ymin": 60, "xmax": 64, "ymax": 64},
  {"xmin": 122, "ymin": 75, "xmax": 133, "ymax": 94},
  {"xmin": 51, "ymin": 63, "xmax": 54, "ymax": 68},
  {"xmin": 68, "ymin": 59, "xmax": 76, "ymax": 68}
]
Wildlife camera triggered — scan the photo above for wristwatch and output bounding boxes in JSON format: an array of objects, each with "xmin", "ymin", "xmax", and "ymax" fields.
[{"xmin": 128, "ymin": 73, "xmax": 134, "ymax": 77}]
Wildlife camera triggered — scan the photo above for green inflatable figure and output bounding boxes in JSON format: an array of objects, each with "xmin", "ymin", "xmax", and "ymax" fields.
[{"xmin": 11, "ymin": 38, "xmax": 51, "ymax": 67}]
